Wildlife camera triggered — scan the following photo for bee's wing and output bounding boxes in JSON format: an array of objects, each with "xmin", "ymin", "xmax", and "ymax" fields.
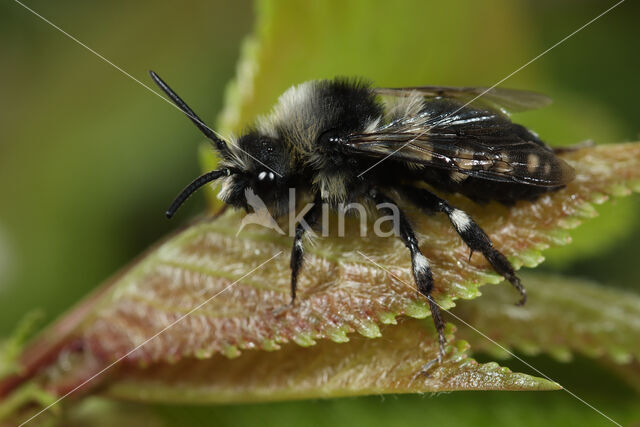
[
  {"xmin": 345, "ymin": 113, "xmax": 574, "ymax": 187},
  {"xmin": 375, "ymin": 86, "xmax": 552, "ymax": 115}
]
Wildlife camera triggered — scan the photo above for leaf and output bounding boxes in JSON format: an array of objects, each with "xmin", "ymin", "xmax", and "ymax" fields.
[
  {"xmin": 43, "ymin": 382, "xmax": 640, "ymax": 427},
  {"xmin": 453, "ymin": 272, "xmax": 640, "ymax": 394},
  {"xmin": 1, "ymin": 321, "xmax": 559, "ymax": 423},
  {"xmin": 0, "ymin": 311, "xmax": 42, "ymax": 379},
  {"xmin": 1, "ymin": 143, "xmax": 637, "ymax": 409},
  {"xmin": 55, "ymin": 143, "xmax": 638, "ymax": 368},
  {"xmin": 0, "ymin": 383, "xmax": 58, "ymax": 427},
  {"xmin": 453, "ymin": 272, "xmax": 640, "ymax": 365},
  {"xmin": 0, "ymin": 323, "xmax": 559, "ymax": 424},
  {"xmin": 97, "ymin": 320, "xmax": 559, "ymax": 404}
]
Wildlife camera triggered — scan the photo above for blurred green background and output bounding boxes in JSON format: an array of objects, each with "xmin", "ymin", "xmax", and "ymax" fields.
[
  {"xmin": 0, "ymin": 0, "xmax": 252, "ymax": 333},
  {"xmin": 1, "ymin": 0, "xmax": 639, "ymax": 425}
]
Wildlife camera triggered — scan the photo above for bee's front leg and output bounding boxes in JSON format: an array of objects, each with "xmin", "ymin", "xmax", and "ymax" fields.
[{"xmin": 274, "ymin": 195, "xmax": 322, "ymax": 315}]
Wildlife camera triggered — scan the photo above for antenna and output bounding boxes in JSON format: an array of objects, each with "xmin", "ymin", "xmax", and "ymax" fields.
[
  {"xmin": 165, "ymin": 169, "xmax": 229, "ymax": 218},
  {"xmin": 149, "ymin": 70, "xmax": 231, "ymax": 158}
]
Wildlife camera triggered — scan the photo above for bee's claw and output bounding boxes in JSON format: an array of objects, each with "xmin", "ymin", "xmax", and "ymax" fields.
[
  {"xmin": 272, "ymin": 301, "xmax": 295, "ymax": 317},
  {"xmin": 515, "ymin": 286, "xmax": 527, "ymax": 306},
  {"xmin": 412, "ymin": 355, "xmax": 443, "ymax": 380}
]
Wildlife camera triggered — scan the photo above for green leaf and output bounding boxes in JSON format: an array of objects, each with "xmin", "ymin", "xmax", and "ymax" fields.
[
  {"xmin": 0, "ymin": 310, "xmax": 42, "ymax": 379},
  {"xmin": 0, "ymin": 382, "xmax": 58, "ymax": 427},
  {"xmin": 102, "ymin": 320, "xmax": 559, "ymax": 404},
  {"xmin": 1, "ymin": 143, "xmax": 636, "ymax": 416},
  {"xmin": 21, "ymin": 143, "xmax": 631, "ymax": 371},
  {"xmin": 0, "ymin": 321, "xmax": 559, "ymax": 424},
  {"xmin": 454, "ymin": 272, "xmax": 640, "ymax": 365}
]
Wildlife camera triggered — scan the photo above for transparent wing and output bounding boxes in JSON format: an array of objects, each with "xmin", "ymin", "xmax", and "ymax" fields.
[{"xmin": 375, "ymin": 85, "xmax": 552, "ymax": 115}]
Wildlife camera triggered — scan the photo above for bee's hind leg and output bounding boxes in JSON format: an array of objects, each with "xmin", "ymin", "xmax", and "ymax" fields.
[
  {"xmin": 401, "ymin": 186, "xmax": 526, "ymax": 305},
  {"xmin": 369, "ymin": 188, "xmax": 447, "ymax": 365}
]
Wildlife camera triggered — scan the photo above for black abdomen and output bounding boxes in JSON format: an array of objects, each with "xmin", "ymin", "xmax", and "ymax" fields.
[
  {"xmin": 418, "ymin": 167, "xmax": 560, "ymax": 204},
  {"xmin": 414, "ymin": 101, "xmax": 565, "ymax": 204}
]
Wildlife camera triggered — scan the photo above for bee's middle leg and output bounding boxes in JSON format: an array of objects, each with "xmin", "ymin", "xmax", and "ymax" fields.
[{"xmin": 369, "ymin": 188, "xmax": 447, "ymax": 362}]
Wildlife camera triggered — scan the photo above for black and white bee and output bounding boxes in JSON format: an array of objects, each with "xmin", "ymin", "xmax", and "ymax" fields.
[{"xmin": 150, "ymin": 71, "xmax": 575, "ymax": 360}]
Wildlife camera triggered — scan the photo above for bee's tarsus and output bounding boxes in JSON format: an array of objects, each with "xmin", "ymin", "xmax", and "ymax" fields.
[{"xmin": 516, "ymin": 286, "xmax": 527, "ymax": 306}]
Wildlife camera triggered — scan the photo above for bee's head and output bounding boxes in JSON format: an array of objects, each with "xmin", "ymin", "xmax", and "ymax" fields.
[
  {"xmin": 218, "ymin": 131, "xmax": 293, "ymax": 217},
  {"xmin": 149, "ymin": 71, "xmax": 294, "ymax": 219},
  {"xmin": 164, "ymin": 130, "xmax": 294, "ymax": 219}
]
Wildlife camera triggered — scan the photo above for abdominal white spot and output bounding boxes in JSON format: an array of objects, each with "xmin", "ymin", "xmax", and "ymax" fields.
[
  {"xmin": 527, "ymin": 153, "xmax": 540, "ymax": 173},
  {"xmin": 450, "ymin": 209, "xmax": 472, "ymax": 232}
]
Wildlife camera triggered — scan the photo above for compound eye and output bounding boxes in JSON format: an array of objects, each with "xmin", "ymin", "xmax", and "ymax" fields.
[{"xmin": 317, "ymin": 128, "xmax": 342, "ymax": 146}]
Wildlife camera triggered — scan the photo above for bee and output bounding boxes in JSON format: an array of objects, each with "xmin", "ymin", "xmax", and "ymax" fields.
[{"xmin": 150, "ymin": 71, "xmax": 575, "ymax": 361}]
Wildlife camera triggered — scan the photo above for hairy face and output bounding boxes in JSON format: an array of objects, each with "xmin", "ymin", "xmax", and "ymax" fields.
[{"xmin": 219, "ymin": 132, "xmax": 295, "ymax": 217}]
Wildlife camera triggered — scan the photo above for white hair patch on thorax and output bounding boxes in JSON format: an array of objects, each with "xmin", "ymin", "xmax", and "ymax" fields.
[
  {"xmin": 255, "ymin": 115, "xmax": 278, "ymax": 139},
  {"xmin": 261, "ymin": 81, "xmax": 316, "ymax": 130},
  {"xmin": 257, "ymin": 81, "xmax": 325, "ymax": 156},
  {"xmin": 450, "ymin": 209, "xmax": 472, "ymax": 232}
]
